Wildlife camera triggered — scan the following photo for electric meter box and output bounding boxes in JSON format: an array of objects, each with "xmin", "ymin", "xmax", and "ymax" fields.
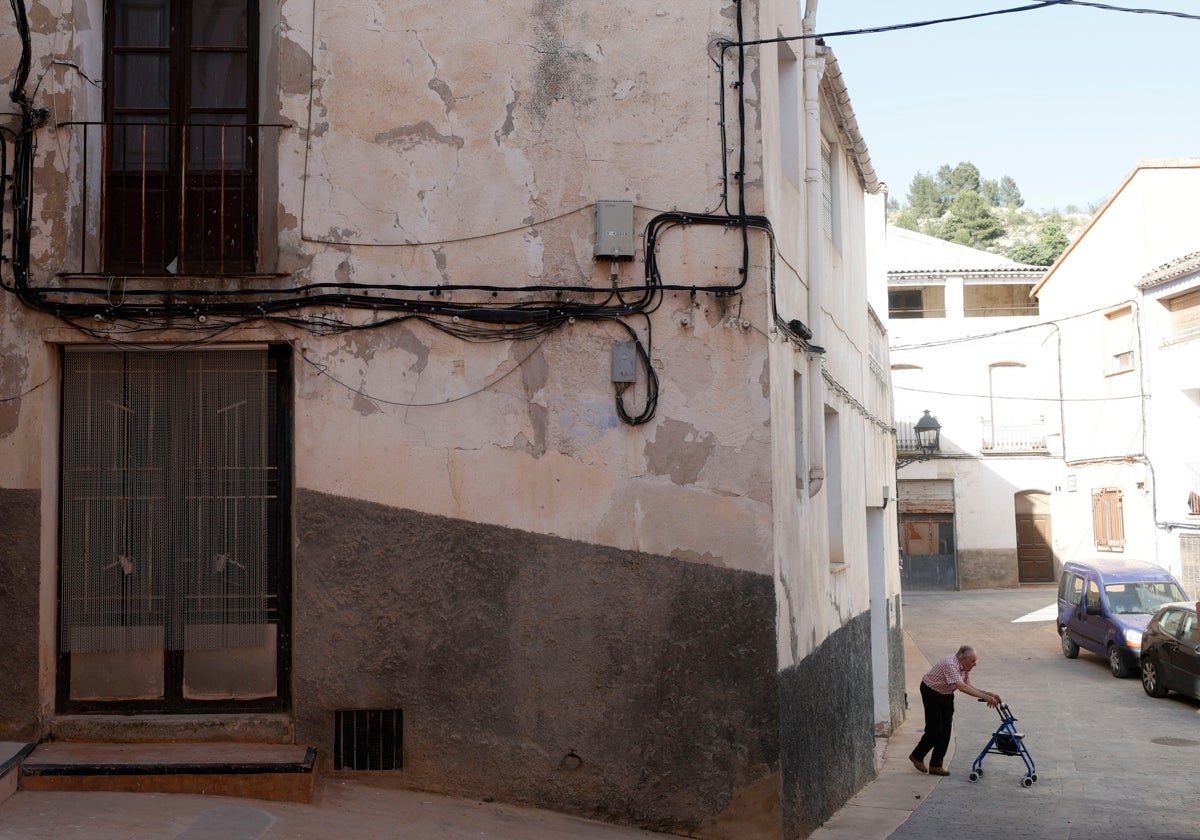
[{"xmin": 594, "ymin": 200, "xmax": 635, "ymax": 260}]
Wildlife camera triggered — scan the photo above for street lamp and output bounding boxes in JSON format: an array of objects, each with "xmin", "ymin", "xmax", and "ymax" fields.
[{"xmin": 897, "ymin": 409, "xmax": 942, "ymax": 469}]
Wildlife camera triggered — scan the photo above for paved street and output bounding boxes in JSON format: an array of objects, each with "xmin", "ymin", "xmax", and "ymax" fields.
[
  {"xmin": 3, "ymin": 586, "xmax": 1198, "ymax": 839},
  {"xmin": 0, "ymin": 778, "xmax": 672, "ymax": 839},
  {"xmin": 890, "ymin": 587, "xmax": 1200, "ymax": 840}
]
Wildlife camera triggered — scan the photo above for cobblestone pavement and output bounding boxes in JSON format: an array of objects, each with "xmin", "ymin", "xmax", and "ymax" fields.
[{"xmin": 890, "ymin": 586, "xmax": 1200, "ymax": 840}]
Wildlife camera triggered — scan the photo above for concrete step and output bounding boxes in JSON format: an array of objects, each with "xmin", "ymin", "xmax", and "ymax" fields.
[
  {"xmin": 18, "ymin": 741, "xmax": 317, "ymax": 802},
  {"xmin": 0, "ymin": 743, "xmax": 37, "ymax": 806}
]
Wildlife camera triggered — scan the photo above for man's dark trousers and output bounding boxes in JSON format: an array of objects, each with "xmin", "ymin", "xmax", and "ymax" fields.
[{"xmin": 912, "ymin": 681, "xmax": 955, "ymax": 768}]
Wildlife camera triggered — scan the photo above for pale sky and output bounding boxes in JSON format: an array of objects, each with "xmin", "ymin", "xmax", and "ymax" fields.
[{"xmin": 813, "ymin": 1, "xmax": 1199, "ymax": 212}]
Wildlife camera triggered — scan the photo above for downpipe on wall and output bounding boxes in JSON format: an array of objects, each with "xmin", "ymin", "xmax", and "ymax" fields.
[{"xmin": 803, "ymin": 1, "xmax": 825, "ymax": 497}]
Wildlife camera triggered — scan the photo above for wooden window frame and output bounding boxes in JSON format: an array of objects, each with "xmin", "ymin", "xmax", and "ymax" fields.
[{"xmin": 1092, "ymin": 487, "xmax": 1125, "ymax": 552}]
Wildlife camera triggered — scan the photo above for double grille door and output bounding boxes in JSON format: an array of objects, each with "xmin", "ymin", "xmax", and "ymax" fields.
[{"xmin": 58, "ymin": 347, "xmax": 290, "ymax": 711}]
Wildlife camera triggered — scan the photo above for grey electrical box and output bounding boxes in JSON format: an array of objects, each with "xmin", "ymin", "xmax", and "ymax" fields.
[
  {"xmin": 594, "ymin": 200, "xmax": 635, "ymax": 260},
  {"xmin": 611, "ymin": 341, "xmax": 638, "ymax": 383}
]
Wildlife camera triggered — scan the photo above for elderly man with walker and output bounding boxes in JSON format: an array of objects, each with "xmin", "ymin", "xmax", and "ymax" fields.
[{"xmin": 908, "ymin": 645, "xmax": 1001, "ymax": 776}]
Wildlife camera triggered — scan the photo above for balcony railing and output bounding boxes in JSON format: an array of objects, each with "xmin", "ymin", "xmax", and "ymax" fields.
[
  {"xmin": 980, "ymin": 418, "xmax": 1047, "ymax": 453},
  {"xmin": 896, "ymin": 415, "xmax": 940, "ymax": 453},
  {"xmin": 59, "ymin": 121, "xmax": 284, "ymax": 276}
]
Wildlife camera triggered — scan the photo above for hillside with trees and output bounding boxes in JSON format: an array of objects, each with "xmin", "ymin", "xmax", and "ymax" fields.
[{"xmin": 888, "ymin": 162, "xmax": 1095, "ymax": 266}]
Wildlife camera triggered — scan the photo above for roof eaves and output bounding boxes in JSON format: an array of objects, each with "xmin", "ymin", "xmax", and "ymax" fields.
[
  {"xmin": 1032, "ymin": 158, "xmax": 1200, "ymax": 298},
  {"xmin": 889, "ymin": 268, "xmax": 1047, "ymax": 280},
  {"xmin": 821, "ymin": 49, "xmax": 881, "ymax": 195},
  {"xmin": 1136, "ymin": 251, "xmax": 1200, "ymax": 289}
]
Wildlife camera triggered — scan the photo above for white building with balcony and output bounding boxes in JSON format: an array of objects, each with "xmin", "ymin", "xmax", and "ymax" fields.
[{"xmin": 881, "ymin": 226, "xmax": 1064, "ymax": 590}]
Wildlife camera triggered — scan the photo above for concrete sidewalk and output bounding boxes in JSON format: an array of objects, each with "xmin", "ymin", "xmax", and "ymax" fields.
[{"xmin": 808, "ymin": 631, "xmax": 945, "ymax": 840}]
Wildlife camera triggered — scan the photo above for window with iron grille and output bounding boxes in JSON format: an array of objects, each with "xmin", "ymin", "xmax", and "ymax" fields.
[
  {"xmin": 104, "ymin": 0, "xmax": 259, "ymax": 275},
  {"xmin": 1092, "ymin": 488, "xmax": 1125, "ymax": 552}
]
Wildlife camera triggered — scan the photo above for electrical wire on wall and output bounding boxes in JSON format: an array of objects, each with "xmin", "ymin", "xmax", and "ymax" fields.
[
  {"xmin": 11, "ymin": 1, "xmax": 1153, "ymax": 421},
  {"xmin": 0, "ymin": 0, "xmax": 787, "ymax": 426}
]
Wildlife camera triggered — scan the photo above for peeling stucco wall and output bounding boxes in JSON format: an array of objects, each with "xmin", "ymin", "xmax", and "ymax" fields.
[{"xmin": 0, "ymin": 0, "xmax": 905, "ymax": 835}]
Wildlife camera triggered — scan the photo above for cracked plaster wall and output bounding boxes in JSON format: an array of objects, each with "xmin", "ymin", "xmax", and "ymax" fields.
[
  {"xmin": 0, "ymin": 0, "xmax": 904, "ymax": 830},
  {"xmin": 294, "ymin": 1, "xmax": 725, "ymax": 246},
  {"xmin": 275, "ymin": 0, "xmax": 779, "ymax": 576}
]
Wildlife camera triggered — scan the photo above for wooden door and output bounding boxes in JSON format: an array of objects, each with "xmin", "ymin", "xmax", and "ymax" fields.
[{"xmin": 1016, "ymin": 513, "xmax": 1054, "ymax": 583}]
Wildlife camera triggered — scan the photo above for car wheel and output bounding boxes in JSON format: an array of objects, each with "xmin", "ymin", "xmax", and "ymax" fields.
[
  {"xmin": 1060, "ymin": 627, "xmax": 1079, "ymax": 659},
  {"xmin": 1141, "ymin": 657, "xmax": 1169, "ymax": 697},
  {"xmin": 1108, "ymin": 644, "xmax": 1131, "ymax": 678}
]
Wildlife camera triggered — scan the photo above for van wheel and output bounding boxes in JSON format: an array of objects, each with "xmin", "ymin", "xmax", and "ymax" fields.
[
  {"xmin": 1060, "ymin": 627, "xmax": 1079, "ymax": 659},
  {"xmin": 1108, "ymin": 645, "xmax": 1131, "ymax": 678}
]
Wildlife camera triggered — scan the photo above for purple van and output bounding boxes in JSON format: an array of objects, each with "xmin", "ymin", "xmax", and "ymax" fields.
[{"xmin": 1057, "ymin": 558, "xmax": 1189, "ymax": 678}]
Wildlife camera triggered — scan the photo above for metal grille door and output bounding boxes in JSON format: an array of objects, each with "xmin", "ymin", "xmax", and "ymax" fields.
[{"xmin": 60, "ymin": 348, "xmax": 276, "ymax": 655}]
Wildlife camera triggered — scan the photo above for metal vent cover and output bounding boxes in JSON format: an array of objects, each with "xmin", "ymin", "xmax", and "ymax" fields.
[{"xmin": 334, "ymin": 709, "xmax": 403, "ymax": 771}]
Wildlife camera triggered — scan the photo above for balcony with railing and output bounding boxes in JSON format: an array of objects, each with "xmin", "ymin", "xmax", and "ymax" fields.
[
  {"xmin": 896, "ymin": 415, "xmax": 940, "ymax": 454},
  {"xmin": 59, "ymin": 121, "xmax": 284, "ymax": 277},
  {"xmin": 980, "ymin": 417, "xmax": 1048, "ymax": 453}
]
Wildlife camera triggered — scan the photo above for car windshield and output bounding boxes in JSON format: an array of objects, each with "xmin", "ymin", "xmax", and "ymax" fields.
[{"xmin": 1104, "ymin": 582, "xmax": 1187, "ymax": 615}]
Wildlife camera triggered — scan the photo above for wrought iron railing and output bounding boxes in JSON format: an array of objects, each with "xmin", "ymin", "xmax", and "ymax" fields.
[
  {"xmin": 58, "ymin": 120, "xmax": 284, "ymax": 276},
  {"xmin": 896, "ymin": 415, "xmax": 938, "ymax": 452},
  {"xmin": 980, "ymin": 418, "xmax": 1047, "ymax": 452}
]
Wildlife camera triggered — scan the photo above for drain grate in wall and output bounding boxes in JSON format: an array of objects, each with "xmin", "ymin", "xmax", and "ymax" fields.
[{"xmin": 334, "ymin": 709, "xmax": 403, "ymax": 771}]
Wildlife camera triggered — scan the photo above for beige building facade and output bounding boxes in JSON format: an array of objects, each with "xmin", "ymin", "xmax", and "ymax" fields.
[{"xmin": 0, "ymin": 2, "xmax": 901, "ymax": 836}]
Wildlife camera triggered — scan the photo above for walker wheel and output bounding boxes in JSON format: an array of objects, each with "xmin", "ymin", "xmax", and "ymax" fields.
[
  {"xmin": 1030, "ymin": 774, "xmax": 1038, "ymax": 783},
  {"xmin": 968, "ymin": 772, "xmax": 979, "ymax": 782},
  {"xmin": 1022, "ymin": 776, "xmax": 1034, "ymax": 788}
]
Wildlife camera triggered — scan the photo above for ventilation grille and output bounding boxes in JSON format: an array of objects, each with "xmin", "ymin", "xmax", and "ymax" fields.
[{"xmin": 334, "ymin": 709, "xmax": 403, "ymax": 771}]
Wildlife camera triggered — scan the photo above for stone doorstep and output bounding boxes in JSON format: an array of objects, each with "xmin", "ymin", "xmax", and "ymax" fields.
[
  {"xmin": 0, "ymin": 743, "xmax": 37, "ymax": 806},
  {"xmin": 18, "ymin": 741, "xmax": 318, "ymax": 803},
  {"xmin": 49, "ymin": 713, "xmax": 295, "ymax": 744}
]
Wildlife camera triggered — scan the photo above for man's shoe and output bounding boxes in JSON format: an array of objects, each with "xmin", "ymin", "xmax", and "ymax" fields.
[
  {"xmin": 928, "ymin": 766, "xmax": 950, "ymax": 776},
  {"xmin": 908, "ymin": 755, "xmax": 927, "ymax": 773}
]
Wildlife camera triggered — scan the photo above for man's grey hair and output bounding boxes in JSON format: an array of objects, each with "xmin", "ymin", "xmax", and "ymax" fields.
[{"xmin": 955, "ymin": 645, "xmax": 975, "ymax": 659}]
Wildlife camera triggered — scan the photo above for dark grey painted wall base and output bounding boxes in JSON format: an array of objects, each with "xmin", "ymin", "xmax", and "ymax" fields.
[
  {"xmin": 293, "ymin": 489, "xmax": 779, "ymax": 834},
  {"xmin": 779, "ymin": 611, "xmax": 875, "ymax": 839},
  {"xmin": 0, "ymin": 488, "xmax": 40, "ymax": 740},
  {"xmin": 2, "ymin": 484, "xmax": 891, "ymax": 839}
]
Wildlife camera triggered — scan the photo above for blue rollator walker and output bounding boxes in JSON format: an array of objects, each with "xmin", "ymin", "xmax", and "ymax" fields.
[{"xmin": 968, "ymin": 701, "xmax": 1037, "ymax": 787}]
